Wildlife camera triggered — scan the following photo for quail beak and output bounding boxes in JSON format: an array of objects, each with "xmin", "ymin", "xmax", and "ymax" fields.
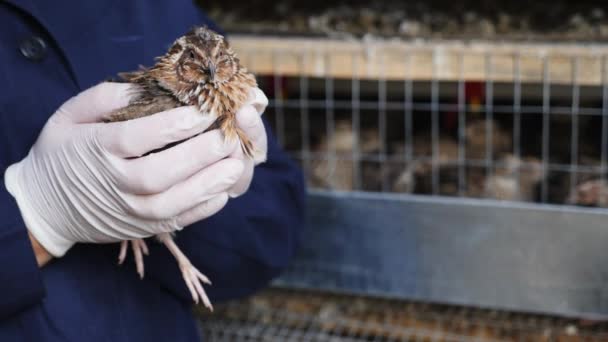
[{"xmin": 208, "ymin": 63, "xmax": 216, "ymax": 82}]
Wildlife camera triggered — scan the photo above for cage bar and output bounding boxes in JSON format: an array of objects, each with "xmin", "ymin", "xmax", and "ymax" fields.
[
  {"xmin": 232, "ymin": 37, "xmax": 608, "ymax": 85},
  {"xmin": 324, "ymin": 52, "xmax": 336, "ymax": 188},
  {"xmin": 272, "ymin": 50, "xmax": 285, "ymax": 146},
  {"xmin": 602, "ymin": 56, "xmax": 608, "ymax": 186},
  {"xmin": 512, "ymin": 53, "xmax": 522, "ymax": 201},
  {"xmin": 541, "ymin": 57, "xmax": 551, "ymax": 203},
  {"xmin": 352, "ymin": 51, "xmax": 362, "ymax": 191},
  {"xmin": 570, "ymin": 57, "xmax": 581, "ymax": 204},
  {"xmin": 404, "ymin": 53, "xmax": 414, "ymax": 194},
  {"xmin": 431, "ymin": 50, "xmax": 440, "ymax": 195},
  {"xmin": 299, "ymin": 52, "xmax": 311, "ymax": 182},
  {"xmin": 457, "ymin": 52, "xmax": 466, "ymax": 197},
  {"xmin": 484, "ymin": 53, "xmax": 494, "ymax": 185},
  {"xmin": 379, "ymin": 53, "xmax": 388, "ymax": 192}
]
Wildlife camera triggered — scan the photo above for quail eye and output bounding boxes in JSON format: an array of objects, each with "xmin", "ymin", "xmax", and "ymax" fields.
[{"xmin": 187, "ymin": 50, "xmax": 195, "ymax": 59}]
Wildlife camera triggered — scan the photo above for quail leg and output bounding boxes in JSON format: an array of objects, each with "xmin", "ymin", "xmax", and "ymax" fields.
[
  {"xmin": 156, "ymin": 233, "xmax": 213, "ymax": 311},
  {"xmin": 118, "ymin": 239, "xmax": 149, "ymax": 279}
]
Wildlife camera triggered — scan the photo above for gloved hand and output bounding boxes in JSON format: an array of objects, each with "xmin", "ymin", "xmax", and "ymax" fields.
[
  {"xmin": 168, "ymin": 87, "xmax": 269, "ymax": 226},
  {"xmin": 4, "ymin": 82, "xmax": 267, "ymax": 257},
  {"xmin": 225, "ymin": 87, "xmax": 269, "ymax": 197}
]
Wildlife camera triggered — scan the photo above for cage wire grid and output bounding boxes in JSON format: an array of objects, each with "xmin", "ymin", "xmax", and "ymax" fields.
[
  {"xmin": 198, "ymin": 288, "xmax": 608, "ymax": 341},
  {"xmin": 241, "ymin": 44, "xmax": 608, "ymax": 206},
  {"xmin": 196, "ymin": 40, "xmax": 608, "ymax": 341}
]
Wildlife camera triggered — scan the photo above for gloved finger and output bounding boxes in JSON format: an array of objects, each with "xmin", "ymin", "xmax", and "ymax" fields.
[
  {"xmin": 125, "ymin": 158, "xmax": 244, "ymax": 220},
  {"xmin": 235, "ymin": 104, "xmax": 268, "ymax": 164},
  {"xmin": 99, "ymin": 106, "xmax": 217, "ymax": 159},
  {"xmin": 115, "ymin": 130, "xmax": 238, "ymax": 195},
  {"xmin": 176, "ymin": 193, "xmax": 229, "ymax": 226},
  {"xmin": 245, "ymin": 87, "xmax": 269, "ymax": 115},
  {"xmin": 227, "ymin": 157, "xmax": 254, "ymax": 198},
  {"xmin": 54, "ymin": 82, "xmax": 134, "ymax": 124}
]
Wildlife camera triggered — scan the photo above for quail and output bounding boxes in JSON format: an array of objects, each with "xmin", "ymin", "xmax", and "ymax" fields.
[{"xmin": 103, "ymin": 26, "xmax": 258, "ymax": 311}]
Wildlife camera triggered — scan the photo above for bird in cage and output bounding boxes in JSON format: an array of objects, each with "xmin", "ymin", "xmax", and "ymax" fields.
[
  {"xmin": 391, "ymin": 123, "xmax": 511, "ymax": 197},
  {"xmin": 309, "ymin": 119, "xmax": 382, "ymax": 191},
  {"xmin": 102, "ymin": 26, "xmax": 259, "ymax": 310},
  {"xmin": 546, "ymin": 156, "xmax": 603, "ymax": 205},
  {"xmin": 567, "ymin": 178, "xmax": 608, "ymax": 207},
  {"xmin": 391, "ymin": 136, "xmax": 460, "ymax": 194},
  {"xmin": 465, "ymin": 119, "xmax": 512, "ymax": 160},
  {"xmin": 560, "ymin": 156, "xmax": 607, "ymax": 207},
  {"xmin": 483, "ymin": 155, "xmax": 544, "ymax": 202}
]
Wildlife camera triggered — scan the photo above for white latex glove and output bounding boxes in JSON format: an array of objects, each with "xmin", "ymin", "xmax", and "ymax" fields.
[
  {"xmin": 226, "ymin": 87, "xmax": 269, "ymax": 197},
  {"xmin": 4, "ymin": 82, "xmax": 266, "ymax": 257},
  {"xmin": 159, "ymin": 87, "xmax": 269, "ymax": 225}
]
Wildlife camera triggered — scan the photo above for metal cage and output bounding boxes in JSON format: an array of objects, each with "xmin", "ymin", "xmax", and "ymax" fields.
[
  {"xmin": 220, "ymin": 37, "xmax": 608, "ymax": 327},
  {"xmin": 199, "ymin": 288, "xmax": 608, "ymax": 341}
]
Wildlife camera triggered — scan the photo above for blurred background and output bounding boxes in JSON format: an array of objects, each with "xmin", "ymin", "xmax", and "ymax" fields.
[
  {"xmin": 196, "ymin": 1, "xmax": 608, "ymax": 341},
  {"xmin": 200, "ymin": 0, "xmax": 608, "ymax": 41}
]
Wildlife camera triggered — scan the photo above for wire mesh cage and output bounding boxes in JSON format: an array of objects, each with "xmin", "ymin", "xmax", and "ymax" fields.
[
  {"xmin": 199, "ymin": 288, "xmax": 608, "ymax": 341},
  {"xmin": 220, "ymin": 37, "xmax": 608, "ymax": 320},
  {"xmin": 235, "ymin": 38, "xmax": 608, "ymax": 205},
  {"xmin": 188, "ymin": 1, "xmax": 608, "ymax": 338},
  {"xmin": 190, "ymin": 36, "xmax": 608, "ymax": 341}
]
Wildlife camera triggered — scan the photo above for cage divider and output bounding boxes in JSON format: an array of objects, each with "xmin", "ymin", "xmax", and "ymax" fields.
[
  {"xmin": 352, "ymin": 51, "xmax": 362, "ymax": 191},
  {"xmin": 458, "ymin": 52, "xmax": 466, "ymax": 197},
  {"xmin": 379, "ymin": 53, "xmax": 388, "ymax": 192},
  {"xmin": 602, "ymin": 56, "xmax": 608, "ymax": 187},
  {"xmin": 404, "ymin": 53, "xmax": 414, "ymax": 194},
  {"xmin": 541, "ymin": 56, "xmax": 551, "ymax": 203},
  {"xmin": 431, "ymin": 50, "xmax": 440, "ymax": 195},
  {"xmin": 485, "ymin": 53, "xmax": 495, "ymax": 194},
  {"xmin": 324, "ymin": 52, "xmax": 336, "ymax": 190},
  {"xmin": 513, "ymin": 53, "xmax": 522, "ymax": 201},
  {"xmin": 272, "ymin": 50, "xmax": 286, "ymax": 146},
  {"xmin": 299, "ymin": 52, "xmax": 311, "ymax": 184},
  {"xmin": 570, "ymin": 57, "xmax": 581, "ymax": 203},
  {"xmin": 274, "ymin": 99, "xmax": 603, "ymax": 117}
]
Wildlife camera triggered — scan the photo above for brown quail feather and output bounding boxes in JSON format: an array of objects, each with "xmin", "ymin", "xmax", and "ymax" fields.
[
  {"xmin": 105, "ymin": 26, "xmax": 258, "ymax": 155},
  {"xmin": 103, "ymin": 27, "xmax": 258, "ymax": 311}
]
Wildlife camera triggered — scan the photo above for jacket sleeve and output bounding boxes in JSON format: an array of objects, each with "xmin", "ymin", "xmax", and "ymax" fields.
[
  {"xmin": 0, "ymin": 170, "xmax": 45, "ymax": 319},
  {"xmin": 142, "ymin": 119, "xmax": 306, "ymax": 302}
]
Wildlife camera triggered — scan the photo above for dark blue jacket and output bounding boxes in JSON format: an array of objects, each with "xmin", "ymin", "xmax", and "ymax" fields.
[{"xmin": 0, "ymin": 1, "xmax": 305, "ymax": 341}]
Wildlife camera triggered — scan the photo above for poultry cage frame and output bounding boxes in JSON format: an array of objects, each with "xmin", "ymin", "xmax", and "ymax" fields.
[{"xmin": 231, "ymin": 36, "xmax": 608, "ymax": 319}]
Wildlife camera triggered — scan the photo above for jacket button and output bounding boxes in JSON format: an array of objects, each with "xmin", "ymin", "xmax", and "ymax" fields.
[{"xmin": 19, "ymin": 36, "xmax": 47, "ymax": 61}]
